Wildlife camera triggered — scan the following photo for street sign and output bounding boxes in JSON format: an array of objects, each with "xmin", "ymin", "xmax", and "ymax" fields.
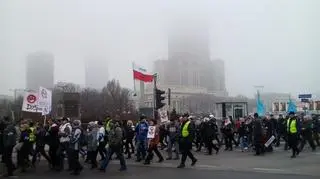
[
  {"xmin": 301, "ymin": 98, "xmax": 309, "ymax": 103},
  {"xmin": 299, "ymin": 94, "xmax": 312, "ymax": 99}
]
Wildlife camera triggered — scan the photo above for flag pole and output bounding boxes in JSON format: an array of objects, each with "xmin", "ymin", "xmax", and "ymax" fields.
[
  {"xmin": 44, "ymin": 115, "xmax": 47, "ymax": 126},
  {"xmin": 254, "ymin": 85, "xmax": 264, "ymax": 116},
  {"xmin": 288, "ymin": 94, "xmax": 291, "ymax": 113},
  {"xmin": 132, "ymin": 62, "xmax": 136, "ymax": 92},
  {"xmin": 153, "ymin": 73, "xmax": 157, "ymax": 120}
]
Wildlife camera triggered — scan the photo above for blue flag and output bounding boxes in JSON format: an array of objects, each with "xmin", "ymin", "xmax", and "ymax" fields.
[
  {"xmin": 287, "ymin": 98, "xmax": 297, "ymax": 113},
  {"xmin": 256, "ymin": 90, "xmax": 265, "ymax": 116}
]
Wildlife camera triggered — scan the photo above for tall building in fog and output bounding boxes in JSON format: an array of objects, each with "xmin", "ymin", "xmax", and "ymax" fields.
[
  {"xmin": 212, "ymin": 59, "xmax": 226, "ymax": 91},
  {"xmin": 146, "ymin": 11, "xmax": 228, "ymax": 112},
  {"xmin": 168, "ymin": 19, "xmax": 210, "ymax": 62},
  {"xmin": 155, "ymin": 18, "xmax": 228, "ymax": 95},
  {"xmin": 26, "ymin": 52, "xmax": 54, "ymax": 90},
  {"xmin": 85, "ymin": 57, "xmax": 108, "ymax": 90},
  {"xmin": 165, "ymin": 20, "xmax": 213, "ymax": 90},
  {"xmin": 153, "ymin": 16, "xmax": 228, "ymax": 97}
]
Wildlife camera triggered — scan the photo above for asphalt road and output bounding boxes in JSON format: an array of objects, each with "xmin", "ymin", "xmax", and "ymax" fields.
[
  {"xmin": 13, "ymin": 165, "xmax": 319, "ymax": 179},
  {"xmin": 2, "ymin": 144, "xmax": 319, "ymax": 177}
]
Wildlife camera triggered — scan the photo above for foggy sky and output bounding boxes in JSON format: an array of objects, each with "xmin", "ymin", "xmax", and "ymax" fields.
[{"xmin": 1, "ymin": 0, "xmax": 319, "ymax": 97}]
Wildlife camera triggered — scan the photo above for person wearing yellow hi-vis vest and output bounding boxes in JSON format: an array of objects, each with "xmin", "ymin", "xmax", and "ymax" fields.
[
  {"xmin": 177, "ymin": 113, "xmax": 197, "ymax": 169},
  {"xmin": 286, "ymin": 111, "xmax": 300, "ymax": 158},
  {"xmin": 29, "ymin": 122, "xmax": 36, "ymax": 144},
  {"xmin": 104, "ymin": 116, "xmax": 113, "ymax": 144},
  {"xmin": 105, "ymin": 117, "xmax": 113, "ymax": 133}
]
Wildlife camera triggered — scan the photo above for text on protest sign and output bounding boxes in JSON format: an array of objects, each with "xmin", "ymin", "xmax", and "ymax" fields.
[
  {"xmin": 158, "ymin": 108, "xmax": 169, "ymax": 123},
  {"xmin": 22, "ymin": 92, "xmax": 42, "ymax": 113},
  {"xmin": 38, "ymin": 87, "xmax": 52, "ymax": 115},
  {"xmin": 147, "ymin": 126, "xmax": 156, "ymax": 139}
]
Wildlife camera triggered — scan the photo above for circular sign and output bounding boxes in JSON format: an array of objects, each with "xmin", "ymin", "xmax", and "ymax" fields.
[{"xmin": 27, "ymin": 94, "xmax": 37, "ymax": 104}]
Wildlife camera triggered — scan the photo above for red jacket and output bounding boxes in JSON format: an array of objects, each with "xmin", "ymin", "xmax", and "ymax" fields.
[{"xmin": 149, "ymin": 126, "xmax": 160, "ymax": 147}]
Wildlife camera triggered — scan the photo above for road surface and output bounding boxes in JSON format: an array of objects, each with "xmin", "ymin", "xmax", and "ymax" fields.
[
  {"xmin": 2, "ymin": 145, "xmax": 319, "ymax": 177},
  {"xmin": 15, "ymin": 165, "xmax": 320, "ymax": 179}
]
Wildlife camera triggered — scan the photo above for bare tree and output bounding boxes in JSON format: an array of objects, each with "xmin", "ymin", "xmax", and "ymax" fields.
[
  {"xmin": 2, "ymin": 80, "xmax": 136, "ymax": 122},
  {"xmin": 103, "ymin": 80, "xmax": 121, "ymax": 115},
  {"xmin": 101, "ymin": 79, "xmax": 133, "ymax": 117},
  {"xmin": 0, "ymin": 99, "xmax": 12, "ymax": 117},
  {"xmin": 80, "ymin": 88, "xmax": 103, "ymax": 121},
  {"xmin": 56, "ymin": 82, "xmax": 80, "ymax": 93},
  {"xmin": 1, "ymin": 96, "xmax": 24, "ymax": 121}
]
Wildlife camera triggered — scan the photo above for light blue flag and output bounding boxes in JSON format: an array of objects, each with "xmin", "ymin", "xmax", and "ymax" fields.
[
  {"xmin": 287, "ymin": 98, "xmax": 297, "ymax": 113},
  {"xmin": 256, "ymin": 91, "xmax": 265, "ymax": 116}
]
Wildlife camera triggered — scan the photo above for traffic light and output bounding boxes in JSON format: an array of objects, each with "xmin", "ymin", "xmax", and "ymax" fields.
[{"xmin": 156, "ymin": 88, "xmax": 165, "ymax": 109}]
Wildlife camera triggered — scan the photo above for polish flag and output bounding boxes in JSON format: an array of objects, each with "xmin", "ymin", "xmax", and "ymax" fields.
[{"xmin": 132, "ymin": 63, "xmax": 154, "ymax": 82}]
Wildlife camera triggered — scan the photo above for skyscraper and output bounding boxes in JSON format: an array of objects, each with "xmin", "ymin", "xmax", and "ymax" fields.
[
  {"xmin": 26, "ymin": 51, "xmax": 54, "ymax": 90},
  {"xmin": 85, "ymin": 57, "xmax": 108, "ymax": 90},
  {"xmin": 168, "ymin": 19, "xmax": 210, "ymax": 62},
  {"xmin": 212, "ymin": 59, "xmax": 226, "ymax": 91},
  {"xmin": 163, "ymin": 18, "xmax": 216, "ymax": 91},
  {"xmin": 154, "ymin": 17, "xmax": 228, "ymax": 97}
]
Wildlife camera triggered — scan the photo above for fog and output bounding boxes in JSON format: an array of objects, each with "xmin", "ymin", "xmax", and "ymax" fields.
[{"xmin": 1, "ymin": 0, "xmax": 319, "ymax": 97}]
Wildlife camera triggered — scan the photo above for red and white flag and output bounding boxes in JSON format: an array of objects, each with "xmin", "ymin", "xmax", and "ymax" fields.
[{"xmin": 132, "ymin": 63, "xmax": 154, "ymax": 82}]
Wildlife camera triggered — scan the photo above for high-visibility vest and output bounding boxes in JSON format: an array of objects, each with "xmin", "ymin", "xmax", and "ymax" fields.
[
  {"xmin": 182, "ymin": 121, "xmax": 191, "ymax": 137},
  {"xmin": 29, "ymin": 127, "xmax": 36, "ymax": 142},
  {"xmin": 287, "ymin": 118, "xmax": 297, "ymax": 134},
  {"xmin": 105, "ymin": 120, "xmax": 112, "ymax": 132}
]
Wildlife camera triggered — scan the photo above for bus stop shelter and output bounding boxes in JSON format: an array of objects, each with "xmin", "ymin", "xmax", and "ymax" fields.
[{"xmin": 216, "ymin": 102, "xmax": 248, "ymax": 119}]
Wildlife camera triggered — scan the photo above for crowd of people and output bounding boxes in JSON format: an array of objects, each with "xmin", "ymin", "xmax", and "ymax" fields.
[{"xmin": 0, "ymin": 111, "xmax": 319, "ymax": 177}]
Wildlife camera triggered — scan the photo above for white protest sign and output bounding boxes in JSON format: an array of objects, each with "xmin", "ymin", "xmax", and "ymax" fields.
[
  {"xmin": 38, "ymin": 87, "xmax": 52, "ymax": 115},
  {"xmin": 158, "ymin": 108, "xmax": 169, "ymax": 123},
  {"xmin": 22, "ymin": 92, "xmax": 42, "ymax": 113},
  {"xmin": 264, "ymin": 135, "xmax": 275, "ymax": 147},
  {"xmin": 147, "ymin": 126, "xmax": 156, "ymax": 139}
]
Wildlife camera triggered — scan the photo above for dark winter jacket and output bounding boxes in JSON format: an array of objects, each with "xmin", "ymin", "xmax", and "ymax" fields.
[{"xmin": 3, "ymin": 124, "xmax": 17, "ymax": 147}]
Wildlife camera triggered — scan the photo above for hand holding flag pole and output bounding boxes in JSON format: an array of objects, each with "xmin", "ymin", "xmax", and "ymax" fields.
[
  {"xmin": 287, "ymin": 94, "xmax": 297, "ymax": 113},
  {"xmin": 254, "ymin": 86, "xmax": 265, "ymax": 117}
]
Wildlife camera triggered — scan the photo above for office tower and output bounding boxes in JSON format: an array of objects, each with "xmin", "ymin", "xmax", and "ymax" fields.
[
  {"xmin": 26, "ymin": 51, "xmax": 54, "ymax": 90},
  {"xmin": 85, "ymin": 57, "xmax": 108, "ymax": 90}
]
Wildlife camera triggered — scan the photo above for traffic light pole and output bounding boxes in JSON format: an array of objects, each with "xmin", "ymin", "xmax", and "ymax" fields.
[
  {"xmin": 153, "ymin": 74, "xmax": 157, "ymax": 120},
  {"xmin": 168, "ymin": 88, "xmax": 171, "ymax": 120}
]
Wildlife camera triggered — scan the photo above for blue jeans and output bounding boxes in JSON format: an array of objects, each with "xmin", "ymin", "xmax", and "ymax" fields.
[
  {"xmin": 100, "ymin": 145, "xmax": 126, "ymax": 170},
  {"xmin": 136, "ymin": 140, "xmax": 147, "ymax": 160},
  {"xmin": 167, "ymin": 137, "xmax": 179, "ymax": 159},
  {"xmin": 240, "ymin": 136, "xmax": 248, "ymax": 150}
]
